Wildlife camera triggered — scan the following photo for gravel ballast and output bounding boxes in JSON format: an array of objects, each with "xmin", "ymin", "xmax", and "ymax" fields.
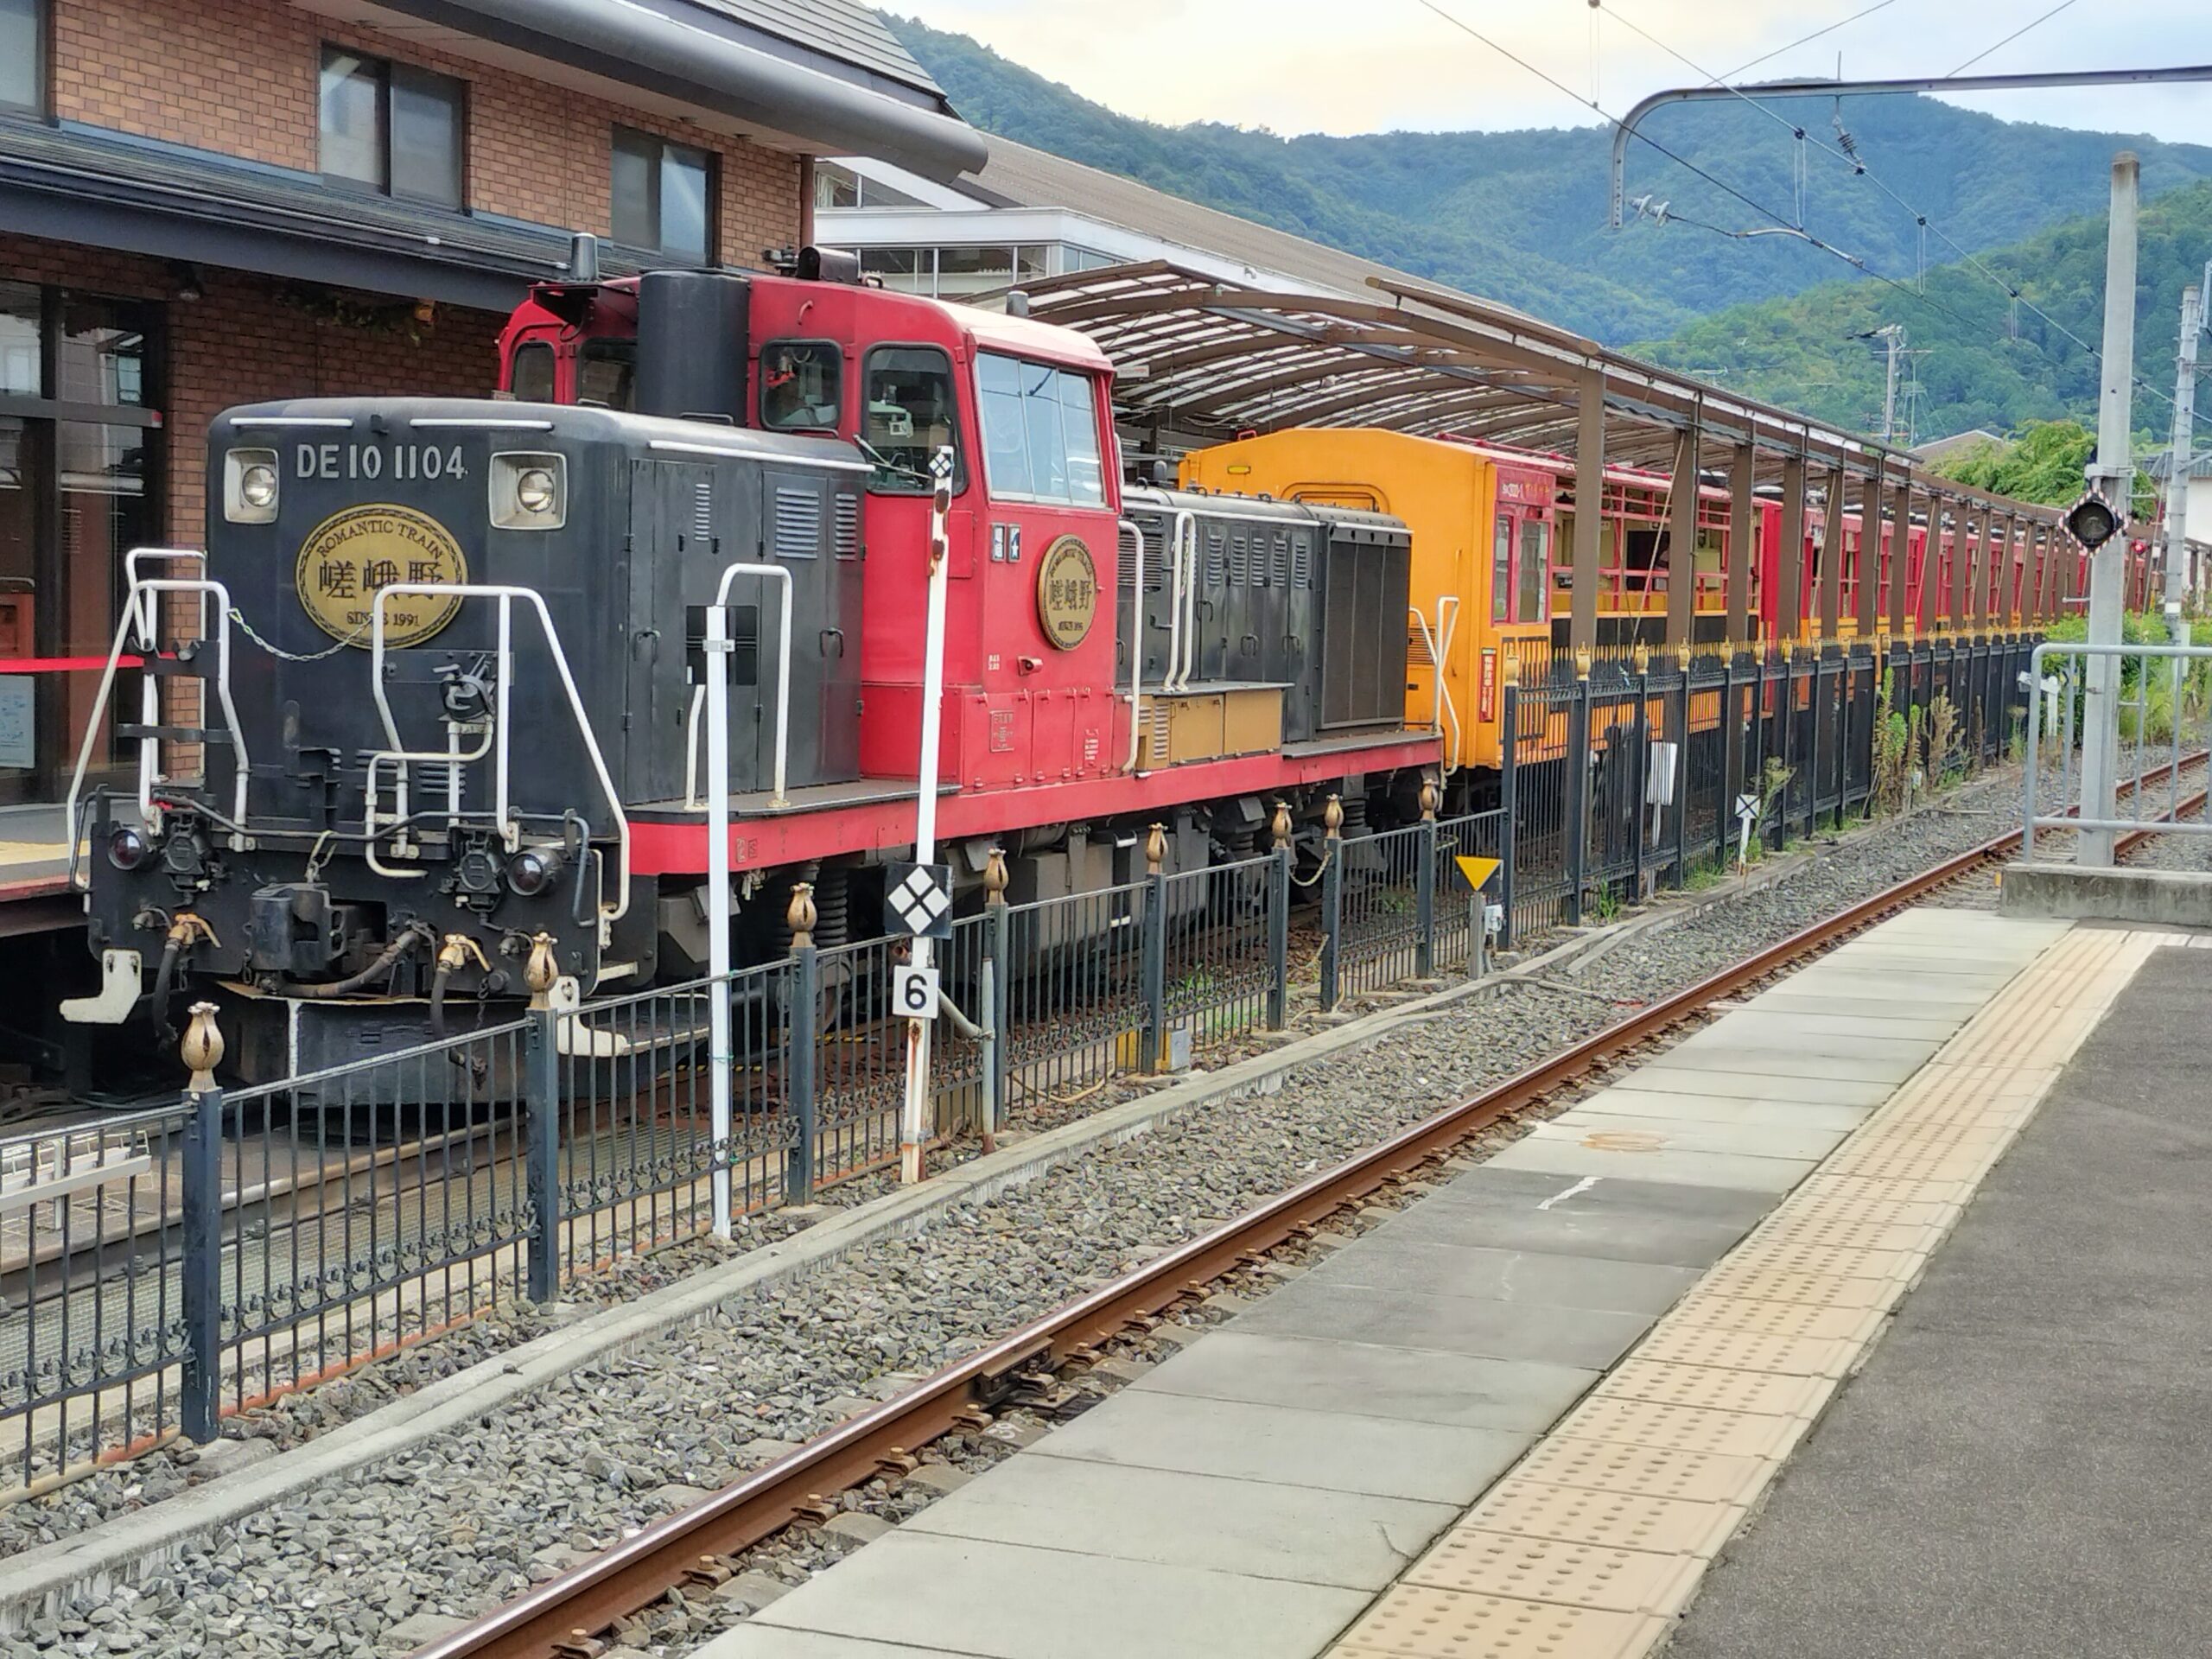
[{"xmin": 0, "ymin": 760, "xmax": 2147, "ymax": 1658}]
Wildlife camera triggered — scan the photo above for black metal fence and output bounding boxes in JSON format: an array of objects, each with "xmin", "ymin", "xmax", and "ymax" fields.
[
  {"xmin": 1499, "ymin": 636, "xmax": 2037, "ymax": 941},
  {"xmin": 3, "ymin": 636, "xmax": 2037, "ymax": 1493}
]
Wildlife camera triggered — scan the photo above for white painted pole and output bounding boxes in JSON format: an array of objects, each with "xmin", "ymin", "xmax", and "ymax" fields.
[
  {"xmin": 2082, "ymin": 151, "xmax": 2139, "ymax": 868},
  {"xmin": 704, "ymin": 601, "xmax": 734, "ymax": 1235},
  {"xmin": 900, "ymin": 448, "xmax": 956, "ymax": 1185},
  {"xmin": 2162, "ymin": 284, "xmax": 2199, "ymax": 607}
]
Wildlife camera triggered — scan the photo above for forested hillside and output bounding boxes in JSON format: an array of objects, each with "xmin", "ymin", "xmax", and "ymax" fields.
[
  {"xmin": 1630, "ymin": 180, "xmax": 2212, "ymax": 441},
  {"xmin": 891, "ymin": 15, "xmax": 2212, "ymax": 350}
]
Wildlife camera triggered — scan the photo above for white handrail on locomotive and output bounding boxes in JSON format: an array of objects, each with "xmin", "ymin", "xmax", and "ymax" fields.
[
  {"xmin": 1163, "ymin": 507, "xmax": 1192, "ymax": 695},
  {"xmin": 365, "ymin": 584, "xmax": 632, "ymax": 932},
  {"xmin": 1119, "ymin": 517, "xmax": 1146, "ymax": 771},
  {"xmin": 123, "ymin": 548, "xmax": 208, "ymax": 645},
  {"xmin": 680, "ymin": 563, "xmax": 796, "ymax": 812},
  {"xmin": 1407, "ymin": 594, "xmax": 1462, "ymax": 776},
  {"xmin": 64, "ymin": 572, "xmax": 254, "ymax": 889}
]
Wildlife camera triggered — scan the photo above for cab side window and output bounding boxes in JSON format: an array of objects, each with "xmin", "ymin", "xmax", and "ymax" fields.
[
  {"xmin": 760, "ymin": 340, "xmax": 842, "ymax": 431},
  {"xmin": 861, "ymin": 345, "xmax": 959, "ymax": 495},
  {"xmin": 508, "ymin": 340, "xmax": 555, "ymax": 404}
]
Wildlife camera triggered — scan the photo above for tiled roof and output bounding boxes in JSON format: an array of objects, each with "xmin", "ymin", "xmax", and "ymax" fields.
[{"xmin": 684, "ymin": 1, "xmax": 944, "ymax": 101}]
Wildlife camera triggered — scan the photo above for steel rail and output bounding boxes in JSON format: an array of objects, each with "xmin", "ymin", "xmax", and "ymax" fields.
[{"xmin": 416, "ymin": 765, "xmax": 2205, "ymax": 1659}]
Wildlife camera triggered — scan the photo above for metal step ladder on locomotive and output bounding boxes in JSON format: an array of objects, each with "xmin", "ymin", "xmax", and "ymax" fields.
[{"xmin": 60, "ymin": 246, "xmax": 1440, "ymax": 1096}]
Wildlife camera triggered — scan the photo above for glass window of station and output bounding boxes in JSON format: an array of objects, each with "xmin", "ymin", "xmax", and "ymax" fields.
[
  {"xmin": 318, "ymin": 47, "xmax": 467, "ymax": 209},
  {"xmin": 858, "ymin": 245, "xmax": 1055, "ymax": 299},
  {"xmin": 0, "ymin": 283, "xmax": 159, "ymax": 804},
  {"xmin": 812, "ymin": 161, "xmax": 925, "ymax": 211},
  {"xmin": 612, "ymin": 126, "xmax": 715, "ymax": 264},
  {"xmin": 0, "ymin": 0, "xmax": 45, "ymax": 113}
]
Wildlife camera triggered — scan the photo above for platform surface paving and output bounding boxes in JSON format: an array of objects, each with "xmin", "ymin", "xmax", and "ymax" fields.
[
  {"xmin": 1654, "ymin": 934, "xmax": 2212, "ymax": 1659},
  {"xmin": 693, "ymin": 910, "xmax": 2149, "ymax": 1659}
]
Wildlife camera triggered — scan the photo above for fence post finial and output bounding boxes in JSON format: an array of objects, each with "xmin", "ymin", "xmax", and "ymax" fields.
[
  {"xmin": 1676, "ymin": 641, "xmax": 1693, "ymax": 674},
  {"xmin": 1271, "ymin": 799, "xmax": 1294, "ymax": 849},
  {"xmin": 787, "ymin": 881, "xmax": 817, "ymax": 951},
  {"xmin": 1145, "ymin": 822, "xmax": 1168, "ymax": 875},
  {"xmin": 1323, "ymin": 794, "xmax": 1344, "ymax": 840},
  {"xmin": 982, "ymin": 846, "xmax": 1008, "ymax": 906},
  {"xmin": 1503, "ymin": 652, "xmax": 1521, "ymax": 687},
  {"xmin": 182, "ymin": 1001, "xmax": 223, "ymax": 1095},
  {"xmin": 1420, "ymin": 777, "xmax": 1440, "ymax": 822}
]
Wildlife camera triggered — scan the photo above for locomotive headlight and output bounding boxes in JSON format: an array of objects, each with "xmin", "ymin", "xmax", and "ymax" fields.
[
  {"xmin": 516, "ymin": 469, "xmax": 557, "ymax": 513},
  {"xmin": 490, "ymin": 452, "xmax": 567, "ymax": 530},
  {"xmin": 106, "ymin": 825, "xmax": 149, "ymax": 871},
  {"xmin": 505, "ymin": 846, "xmax": 563, "ymax": 897},
  {"xmin": 223, "ymin": 448, "xmax": 281, "ymax": 524}
]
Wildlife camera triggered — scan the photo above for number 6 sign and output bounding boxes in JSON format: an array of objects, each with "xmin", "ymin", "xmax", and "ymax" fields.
[{"xmin": 893, "ymin": 963, "xmax": 940, "ymax": 1020}]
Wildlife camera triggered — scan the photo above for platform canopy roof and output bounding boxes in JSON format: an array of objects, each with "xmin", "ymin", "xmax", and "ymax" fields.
[{"xmin": 1019, "ymin": 262, "xmax": 2058, "ymax": 524}]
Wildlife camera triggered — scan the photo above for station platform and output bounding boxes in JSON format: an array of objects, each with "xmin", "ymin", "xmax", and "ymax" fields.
[
  {"xmin": 0, "ymin": 804, "xmax": 79, "ymax": 931},
  {"xmin": 691, "ymin": 910, "xmax": 2186, "ymax": 1659}
]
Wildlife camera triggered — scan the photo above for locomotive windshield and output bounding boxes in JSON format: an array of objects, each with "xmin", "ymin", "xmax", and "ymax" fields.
[
  {"xmin": 861, "ymin": 344, "xmax": 958, "ymax": 493},
  {"xmin": 576, "ymin": 339, "xmax": 635, "ymax": 410},
  {"xmin": 976, "ymin": 352, "xmax": 1105, "ymax": 506}
]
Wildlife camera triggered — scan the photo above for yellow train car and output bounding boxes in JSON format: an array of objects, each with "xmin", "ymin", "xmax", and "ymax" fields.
[{"xmin": 1179, "ymin": 429, "xmax": 1556, "ymax": 774}]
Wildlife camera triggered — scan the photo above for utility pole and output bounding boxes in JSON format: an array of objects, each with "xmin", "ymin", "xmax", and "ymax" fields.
[
  {"xmin": 1877, "ymin": 325, "xmax": 1905, "ymax": 445},
  {"xmin": 2160, "ymin": 282, "xmax": 2202, "ymax": 607},
  {"xmin": 2081, "ymin": 151, "xmax": 2139, "ymax": 867}
]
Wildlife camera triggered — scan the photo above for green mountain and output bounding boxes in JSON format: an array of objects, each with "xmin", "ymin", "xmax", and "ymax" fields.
[
  {"xmin": 1630, "ymin": 179, "xmax": 2212, "ymax": 443},
  {"xmin": 890, "ymin": 16, "xmax": 2212, "ymax": 349}
]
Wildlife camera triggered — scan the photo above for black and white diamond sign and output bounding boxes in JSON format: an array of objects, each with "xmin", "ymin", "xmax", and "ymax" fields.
[{"xmin": 884, "ymin": 861, "xmax": 954, "ymax": 940}]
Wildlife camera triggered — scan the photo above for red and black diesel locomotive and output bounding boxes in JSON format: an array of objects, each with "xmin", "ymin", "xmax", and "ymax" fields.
[{"xmin": 67, "ymin": 255, "xmax": 1431, "ymax": 1084}]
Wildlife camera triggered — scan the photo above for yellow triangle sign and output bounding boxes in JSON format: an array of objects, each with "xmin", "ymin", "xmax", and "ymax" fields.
[{"xmin": 1454, "ymin": 855, "xmax": 1501, "ymax": 893}]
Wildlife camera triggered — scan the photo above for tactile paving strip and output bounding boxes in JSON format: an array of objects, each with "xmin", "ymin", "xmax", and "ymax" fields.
[
  {"xmin": 1592, "ymin": 1359, "xmax": 1832, "ymax": 1421},
  {"xmin": 1317, "ymin": 921, "xmax": 2165, "ymax": 1659},
  {"xmin": 1665, "ymin": 1294, "xmax": 1882, "ymax": 1342},
  {"xmin": 1689, "ymin": 1266, "xmax": 1905, "ymax": 1310},
  {"xmin": 1332, "ymin": 1584, "xmax": 1668, "ymax": 1659},
  {"xmin": 1407, "ymin": 1530, "xmax": 1704, "ymax": 1616},
  {"xmin": 1551, "ymin": 1396, "xmax": 1807, "ymax": 1460}
]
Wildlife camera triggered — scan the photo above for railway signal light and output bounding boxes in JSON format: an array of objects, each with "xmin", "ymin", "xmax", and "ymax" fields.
[{"xmin": 2064, "ymin": 492, "xmax": 2123, "ymax": 551}]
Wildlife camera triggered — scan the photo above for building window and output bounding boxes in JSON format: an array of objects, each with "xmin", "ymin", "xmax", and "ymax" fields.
[
  {"xmin": 0, "ymin": 283, "xmax": 160, "ymax": 804},
  {"xmin": 612, "ymin": 126, "xmax": 715, "ymax": 263},
  {"xmin": 860, "ymin": 248, "xmax": 930, "ymax": 295},
  {"xmin": 813, "ymin": 161, "xmax": 925, "ymax": 211},
  {"xmin": 0, "ymin": 0, "xmax": 45, "ymax": 113},
  {"xmin": 318, "ymin": 47, "xmax": 466, "ymax": 208}
]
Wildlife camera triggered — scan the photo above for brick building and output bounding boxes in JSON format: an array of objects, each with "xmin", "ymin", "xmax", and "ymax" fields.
[{"xmin": 0, "ymin": 0, "xmax": 977, "ymax": 822}]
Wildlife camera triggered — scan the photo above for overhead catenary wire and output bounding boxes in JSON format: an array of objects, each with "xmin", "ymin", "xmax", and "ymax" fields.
[
  {"xmin": 1595, "ymin": 0, "xmax": 2175, "ymax": 411},
  {"xmin": 1420, "ymin": 1, "xmax": 2018, "ymax": 353},
  {"xmin": 1947, "ymin": 0, "xmax": 2082, "ymax": 78}
]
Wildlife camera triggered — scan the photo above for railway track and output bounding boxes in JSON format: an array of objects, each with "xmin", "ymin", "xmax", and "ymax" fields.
[{"xmin": 417, "ymin": 779, "xmax": 2209, "ymax": 1659}]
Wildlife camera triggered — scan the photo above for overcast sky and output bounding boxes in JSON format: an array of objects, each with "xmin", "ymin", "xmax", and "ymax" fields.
[{"xmin": 901, "ymin": 1, "xmax": 2212, "ymax": 149}]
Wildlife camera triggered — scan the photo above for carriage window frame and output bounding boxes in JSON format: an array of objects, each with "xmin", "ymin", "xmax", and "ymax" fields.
[
  {"xmin": 861, "ymin": 342, "xmax": 963, "ymax": 497},
  {"xmin": 1490, "ymin": 512, "xmax": 1512, "ymax": 622},
  {"xmin": 1518, "ymin": 518, "xmax": 1548, "ymax": 622},
  {"xmin": 758, "ymin": 338, "xmax": 843, "ymax": 433}
]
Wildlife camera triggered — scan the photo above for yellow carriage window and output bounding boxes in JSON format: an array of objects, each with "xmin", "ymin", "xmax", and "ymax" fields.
[
  {"xmin": 1491, "ymin": 512, "xmax": 1512, "ymax": 621},
  {"xmin": 1518, "ymin": 518, "xmax": 1548, "ymax": 622}
]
